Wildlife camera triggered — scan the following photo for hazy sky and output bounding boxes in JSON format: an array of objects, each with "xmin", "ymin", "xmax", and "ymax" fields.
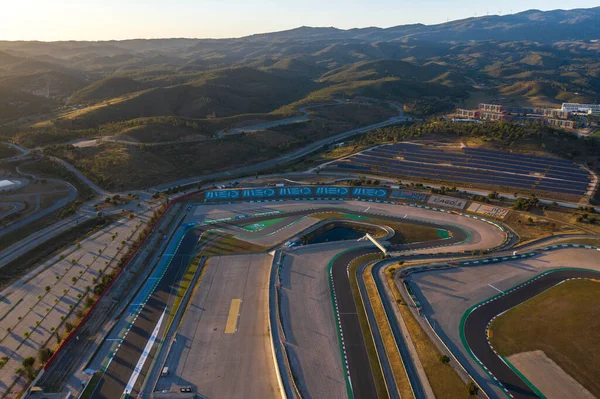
[{"xmin": 1, "ymin": 0, "xmax": 598, "ymax": 41}]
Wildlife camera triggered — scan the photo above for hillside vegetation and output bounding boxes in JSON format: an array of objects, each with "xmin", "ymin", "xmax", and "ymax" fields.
[{"xmin": 0, "ymin": 7, "xmax": 599, "ymax": 192}]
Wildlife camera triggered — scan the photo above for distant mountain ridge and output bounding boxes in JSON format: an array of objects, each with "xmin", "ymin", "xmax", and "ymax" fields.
[
  {"xmin": 0, "ymin": 6, "xmax": 599, "ymax": 130},
  {"xmin": 0, "ymin": 7, "xmax": 599, "ymax": 51},
  {"xmin": 245, "ymin": 7, "xmax": 600, "ymax": 43}
]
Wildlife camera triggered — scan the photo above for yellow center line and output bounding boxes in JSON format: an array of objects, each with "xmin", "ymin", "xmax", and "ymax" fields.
[{"xmin": 225, "ymin": 299, "xmax": 241, "ymax": 334}]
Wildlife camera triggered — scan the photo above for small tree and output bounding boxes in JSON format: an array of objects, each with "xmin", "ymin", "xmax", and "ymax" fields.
[
  {"xmin": 467, "ymin": 382, "xmax": 479, "ymax": 396},
  {"xmin": 85, "ymin": 296, "xmax": 95, "ymax": 308},
  {"xmin": 22, "ymin": 357, "xmax": 35, "ymax": 367},
  {"xmin": 64, "ymin": 322, "xmax": 74, "ymax": 333},
  {"xmin": 72, "ymin": 276, "xmax": 77, "ymax": 283},
  {"xmin": 440, "ymin": 355, "xmax": 450, "ymax": 364},
  {"xmin": 45, "ymin": 286, "xmax": 51, "ymax": 292},
  {"xmin": 38, "ymin": 348, "xmax": 53, "ymax": 364},
  {"xmin": 25, "ymin": 365, "xmax": 36, "ymax": 381}
]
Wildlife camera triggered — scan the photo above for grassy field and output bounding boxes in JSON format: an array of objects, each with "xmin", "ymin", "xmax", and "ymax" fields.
[
  {"xmin": 111, "ymin": 113, "xmax": 299, "ymax": 143},
  {"xmin": 19, "ymin": 157, "xmax": 95, "ymax": 201},
  {"xmin": 311, "ymin": 212, "xmax": 443, "ymax": 244},
  {"xmin": 489, "ymin": 279, "xmax": 600, "ymax": 397},
  {"xmin": 241, "ymin": 217, "xmax": 288, "ymax": 232},
  {"xmin": 363, "ymin": 263, "xmax": 414, "ymax": 398},
  {"xmin": 542, "ymin": 208, "xmax": 600, "ymax": 236},
  {"xmin": 557, "ymin": 238, "xmax": 600, "ymax": 246},
  {"xmin": 386, "ymin": 268, "xmax": 475, "ymax": 398},
  {"xmin": 300, "ymin": 221, "xmax": 387, "ymax": 244},
  {"xmin": 309, "ymin": 103, "xmax": 397, "ymax": 126},
  {"xmin": 0, "ymin": 144, "xmax": 19, "ymax": 159},
  {"xmin": 40, "ymin": 102, "xmax": 396, "ymax": 191},
  {"xmin": 165, "ymin": 255, "xmax": 203, "ymax": 331},
  {"xmin": 503, "ymin": 211, "xmax": 583, "ymax": 243},
  {"xmin": 79, "ymin": 371, "xmax": 101, "ymax": 399}
]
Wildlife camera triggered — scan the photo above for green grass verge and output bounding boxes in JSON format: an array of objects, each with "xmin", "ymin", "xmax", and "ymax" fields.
[
  {"xmin": 363, "ymin": 263, "xmax": 414, "ymax": 398},
  {"xmin": 241, "ymin": 217, "xmax": 288, "ymax": 231},
  {"xmin": 555, "ymin": 238, "xmax": 600, "ymax": 246},
  {"xmin": 80, "ymin": 371, "xmax": 101, "ymax": 399},
  {"xmin": 436, "ymin": 229, "xmax": 451, "ymax": 239},
  {"xmin": 200, "ymin": 232, "xmax": 267, "ymax": 256},
  {"xmin": 0, "ymin": 144, "xmax": 19, "ymax": 159},
  {"xmin": 489, "ymin": 279, "xmax": 600, "ymax": 397},
  {"xmin": 164, "ymin": 255, "xmax": 202, "ymax": 332},
  {"xmin": 311, "ymin": 212, "xmax": 442, "ymax": 244}
]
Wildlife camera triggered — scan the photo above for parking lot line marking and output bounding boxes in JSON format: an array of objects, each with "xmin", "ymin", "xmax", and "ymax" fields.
[
  {"xmin": 225, "ymin": 299, "xmax": 242, "ymax": 334},
  {"xmin": 488, "ymin": 284, "xmax": 505, "ymax": 294}
]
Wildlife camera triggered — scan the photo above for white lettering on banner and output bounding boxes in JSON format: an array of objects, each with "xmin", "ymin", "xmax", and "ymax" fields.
[
  {"xmin": 316, "ymin": 187, "xmax": 349, "ymax": 196},
  {"xmin": 427, "ymin": 195, "xmax": 467, "ymax": 210},
  {"xmin": 279, "ymin": 187, "xmax": 312, "ymax": 196}
]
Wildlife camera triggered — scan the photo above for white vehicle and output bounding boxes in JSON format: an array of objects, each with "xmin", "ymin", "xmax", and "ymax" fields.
[{"xmin": 161, "ymin": 367, "xmax": 169, "ymax": 376}]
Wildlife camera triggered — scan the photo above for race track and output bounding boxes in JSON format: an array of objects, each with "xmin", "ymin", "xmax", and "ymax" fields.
[
  {"xmin": 88, "ymin": 198, "xmax": 508, "ymax": 398},
  {"xmin": 463, "ymin": 268, "xmax": 600, "ymax": 399},
  {"xmin": 330, "ymin": 217, "xmax": 470, "ymax": 398},
  {"xmin": 91, "ymin": 228, "xmax": 202, "ymax": 398}
]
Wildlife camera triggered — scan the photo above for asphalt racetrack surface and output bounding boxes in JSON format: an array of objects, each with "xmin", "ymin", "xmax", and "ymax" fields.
[
  {"xmin": 464, "ymin": 269, "xmax": 600, "ymax": 399},
  {"xmin": 91, "ymin": 228, "xmax": 202, "ymax": 399},
  {"xmin": 90, "ymin": 202, "xmax": 494, "ymax": 398},
  {"xmin": 329, "ymin": 218, "xmax": 468, "ymax": 398}
]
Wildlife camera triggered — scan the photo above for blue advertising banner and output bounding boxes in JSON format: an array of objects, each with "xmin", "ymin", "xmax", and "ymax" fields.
[
  {"xmin": 278, "ymin": 187, "xmax": 313, "ymax": 196},
  {"xmin": 352, "ymin": 187, "xmax": 387, "ymax": 197},
  {"xmin": 316, "ymin": 186, "xmax": 349, "ymax": 196},
  {"xmin": 242, "ymin": 188, "xmax": 276, "ymax": 198},
  {"xmin": 390, "ymin": 190, "xmax": 427, "ymax": 201},
  {"xmin": 205, "ymin": 190, "xmax": 240, "ymax": 200}
]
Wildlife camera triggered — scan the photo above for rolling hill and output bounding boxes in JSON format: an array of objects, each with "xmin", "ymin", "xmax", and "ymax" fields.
[{"xmin": 0, "ymin": 7, "xmax": 599, "ymax": 147}]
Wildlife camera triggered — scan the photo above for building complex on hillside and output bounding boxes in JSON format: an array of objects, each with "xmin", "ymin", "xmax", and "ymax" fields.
[
  {"xmin": 454, "ymin": 103, "xmax": 583, "ymax": 129},
  {"xmin": 560, "ymin": 103, "xmax": 600, "ymax": 114}
]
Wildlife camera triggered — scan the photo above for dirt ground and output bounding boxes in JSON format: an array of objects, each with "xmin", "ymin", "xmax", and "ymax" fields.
[{"xmin": 507, "ymin": 351, "xmax": 595, "ymax": 399}]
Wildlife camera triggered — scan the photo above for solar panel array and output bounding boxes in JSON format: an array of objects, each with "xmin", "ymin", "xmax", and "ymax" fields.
[{"xmin": 331, "ymin": 143, "xmax": 593, "ymax": 196}]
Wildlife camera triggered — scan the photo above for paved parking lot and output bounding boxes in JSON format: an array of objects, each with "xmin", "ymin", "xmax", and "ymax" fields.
[{"xmin": 0, "ymin": 207, "xmax": 155, "ymax": 398}]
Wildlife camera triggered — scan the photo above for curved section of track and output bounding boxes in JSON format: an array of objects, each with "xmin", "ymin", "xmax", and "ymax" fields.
[
  {"xmin": 463, "ymin": 268, "xmax": 600, "ymax": 399},
  {"xmin": 329, "ymin": 219, "xmax": 471, "ymax": 398},
  {"xmin": 89, "ymin": 200, "xmax": 508, "ymax": 399}
]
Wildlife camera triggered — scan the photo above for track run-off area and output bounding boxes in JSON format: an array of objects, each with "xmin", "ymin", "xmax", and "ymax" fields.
[
  {"xmin": 461, "ymin": 257, "xmax": 600, "ymax": 399},
  {"xmin": 73, "ymin": 189, "xmax": 599, "ymax": 399},
  {"xmin": 403, "ymin": 245, "xmax": 600, "ymax": 399}
]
